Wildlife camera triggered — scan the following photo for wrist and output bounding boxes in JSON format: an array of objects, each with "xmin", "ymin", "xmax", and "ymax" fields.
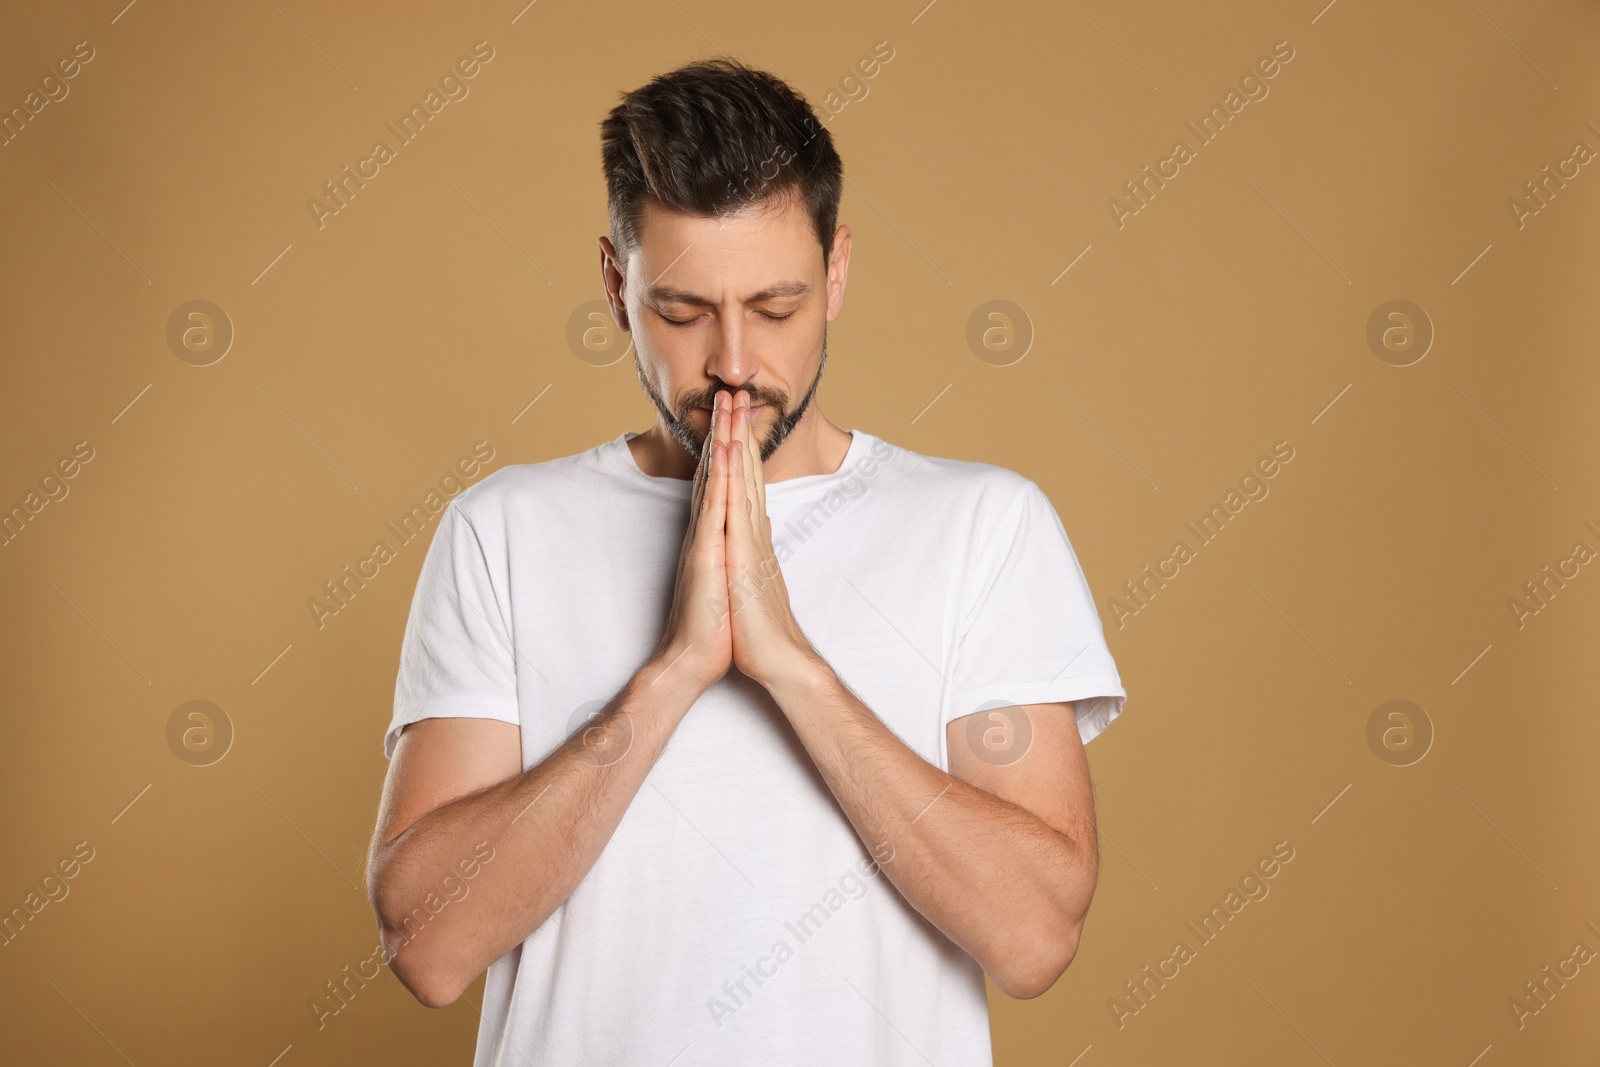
[
  {"xmin": 638, "ymin": 645, "xmax": 716, "ymax": 706},
  {"xmin": 758, "ymin": 644, "xmax": 832, "ymax": 702}
]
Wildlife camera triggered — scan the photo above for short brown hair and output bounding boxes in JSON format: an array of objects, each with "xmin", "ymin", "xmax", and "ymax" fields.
[{"xmin": 600, "ymin": 57, "xmax": 844, "ymax": 272}]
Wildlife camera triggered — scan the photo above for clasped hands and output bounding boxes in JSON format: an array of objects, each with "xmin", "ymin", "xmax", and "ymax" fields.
[{"xmin": 656, "ymin": 389, "xmax": 817, "ymax": 692}]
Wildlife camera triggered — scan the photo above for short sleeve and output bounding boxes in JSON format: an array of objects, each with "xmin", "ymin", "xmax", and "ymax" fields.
[
  {"xmin": 943, "ymin": 480, "xmax": 1127, "ymax": 747},
  {"xmin": 385, "ymin": 501, "xmax": 520, "ymax": 759}
]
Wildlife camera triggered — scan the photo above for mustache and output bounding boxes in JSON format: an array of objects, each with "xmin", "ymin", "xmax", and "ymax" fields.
[{"xmin": 688, "ymin": 390, "xmax": 782, "ymax": 411}]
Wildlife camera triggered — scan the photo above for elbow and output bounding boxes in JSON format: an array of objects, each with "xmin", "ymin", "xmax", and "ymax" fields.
[
  {"xmin": 382, "ymin": 928, "xmax": 465, "ymax": 1009},
  {"xmin": 409, "ymin": 975, "xmax": 464, "ymax": 1011},
  {"xmin": 994, "ymin": 917, "xmax": 1084, "ymax": 1000},
  {"xmin": 372, "ymin": 885, "xmax": 463, "ymax": 1009}
]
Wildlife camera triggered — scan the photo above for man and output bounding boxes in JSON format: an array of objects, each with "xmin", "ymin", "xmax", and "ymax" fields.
[{"xmin": 365, "ymin": 57, "xmax": 1126, "ymax": 1066}]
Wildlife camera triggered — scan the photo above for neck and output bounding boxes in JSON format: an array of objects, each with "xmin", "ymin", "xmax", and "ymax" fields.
[{"xmin": 628, "ymin": 406, "xmax": 852, "ymax": 483}]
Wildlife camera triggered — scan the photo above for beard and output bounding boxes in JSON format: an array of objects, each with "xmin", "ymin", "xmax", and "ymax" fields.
[{"xmin": 635, "ymin": 330, "xmax": 828, "ymax": 465}]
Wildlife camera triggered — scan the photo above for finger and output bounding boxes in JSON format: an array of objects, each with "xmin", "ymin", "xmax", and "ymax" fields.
[
  {"xmin": 727, "ymin": 436, "xmax": 746, "ymax": 533},
  {"xmin": 737, "ymin": 392, "xmax": 758, "ymax": 525},
  {"xmin": 749, "ymin": 407, "xmax": 767, "ymax": 519},
  {"xmin": 690, "ymin": 400, "xmax": 717, "ymax": 525},
  {"xmin": 707, "ymin": 420, "xmax": 730, "ymax": 547}
]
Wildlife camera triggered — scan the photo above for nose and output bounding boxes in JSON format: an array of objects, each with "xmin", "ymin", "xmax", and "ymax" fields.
[{"xmin": 703, "ymin": 315, "xmax": 757, "ymax": 391}]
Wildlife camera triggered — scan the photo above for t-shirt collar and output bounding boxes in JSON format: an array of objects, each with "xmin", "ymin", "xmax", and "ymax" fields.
[{"xmin": 607, "ymin": 428, "xmax": 871, "ymax": 502}]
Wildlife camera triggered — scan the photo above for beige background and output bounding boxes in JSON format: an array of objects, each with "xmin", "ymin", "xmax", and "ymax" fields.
[{"xmin": 2, "ymin": 0, "xmax": 1597, "ymax": 1063}]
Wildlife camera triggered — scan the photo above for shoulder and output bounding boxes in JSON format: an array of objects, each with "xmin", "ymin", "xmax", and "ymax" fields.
[
  {"xmin": 443, "ymin": 438, "xmax": 614, "ymax": 528},
  {"xmin": 867, "ymin": 433, "xmax": 1042, "ymax": 517}
]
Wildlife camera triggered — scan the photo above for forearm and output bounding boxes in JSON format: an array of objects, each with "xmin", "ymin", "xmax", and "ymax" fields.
[
  {"xmin": 768, "ymin": 654, "xmax": 1097, "ymax": 999},
  {"xmin": 371, "ymin": 652, "xmax": 706, "ymax": 1007}
]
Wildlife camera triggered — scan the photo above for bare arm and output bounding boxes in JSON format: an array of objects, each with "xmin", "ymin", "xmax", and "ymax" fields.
[
  {"xmin": 365, "ymin": 654, "xmax": 709, "ymax": 1008},
  {"xmin": 768, "ymin": 656, "xmax": 1099, "ymax": 1000},
  {"xmin": 712, "ymin": 390, "xmax": 1101, "ymax": 999},
  {"xmin": 368, "ymin": 392, "xmax": 739, "ymax": 1008}
]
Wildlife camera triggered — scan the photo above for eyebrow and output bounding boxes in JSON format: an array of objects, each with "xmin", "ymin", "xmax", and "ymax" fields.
[{"xmin": 643, "ymin": 280, "xmax": 811, "ymax": 307}]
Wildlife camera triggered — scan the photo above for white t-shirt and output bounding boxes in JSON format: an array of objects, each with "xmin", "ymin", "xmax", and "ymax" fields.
[{"xmin": 387, "ymin": 427, "xmax": 1127, "ymax": 1066}]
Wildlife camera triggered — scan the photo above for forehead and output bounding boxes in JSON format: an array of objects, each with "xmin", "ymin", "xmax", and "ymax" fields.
[{"xmin": 631, "ymin": 192, "xmax": 819, "ymax": 296}]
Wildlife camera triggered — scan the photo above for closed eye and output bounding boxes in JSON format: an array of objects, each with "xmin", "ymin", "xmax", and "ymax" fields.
[{"xmin": 660, "ymin": 310, "xmax": 795, "ymax": 327}]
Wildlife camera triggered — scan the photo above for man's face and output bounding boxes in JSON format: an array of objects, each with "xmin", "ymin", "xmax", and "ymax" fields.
[{"xmin": 608, "ymin": 192, "xmax": 846, "ymax": 464}]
